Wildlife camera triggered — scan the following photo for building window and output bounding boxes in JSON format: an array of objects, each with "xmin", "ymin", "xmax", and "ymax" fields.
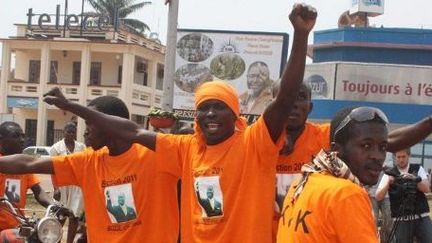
[
  {"xmin": 118, "ymin": 65, "xmax": 122, "ymax": 84},
  {"xmin": 131, "ymin": 114, "xmax": 146, "ymax": 126},
  {"xmin": 29, "ymin": 60, "xmax": 58, "ymax": 83},
  {"xmin": 90, "ymin": 62, "xmax": 102, "ymax": 85},
  {"xmin": 50, "ymin": 61, "xmax": 58, "ymax": 83},
  {"xmin": 73, "ymin": 62, "xmax": 102, "ymax": 85},
  {"xmin": 136, "ymin": 61, "xmax": 148, "ymax": 86},
  {"xmin": 156, "ymin": 64, "xmax": 164, "ymax": 90},
  {"xmin": 29, "ymin": 60, "xmax": 40, "ymax": 83},
  {"xmin": 143, "ymin": 72, "xmax": 148, "ymax": 86},
  {"xmin": 72, "ymin": 62, "xmax": 81, "ymax": 85}
]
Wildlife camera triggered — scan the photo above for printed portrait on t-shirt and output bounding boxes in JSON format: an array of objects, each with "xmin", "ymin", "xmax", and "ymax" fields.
[
  {"xmin": 4, "ymin": 179, "xmax": 21, "ymax": 204},
  {"xmin": 194, "ymin": 176, "xmax": 224, "ymax": 218},
  {"xmin": 104, "ymin": 183, "xmax": 137, "ymax": 223},
  {"xmin": 275, "ymin": 173, "xmax": 301, "ymax": 213}
]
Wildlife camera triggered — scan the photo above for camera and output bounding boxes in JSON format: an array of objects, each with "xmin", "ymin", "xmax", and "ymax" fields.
[
  {"xmin": 384, "ymin": 169, "xmax": 421, "ymax": 213},
  {"xmin": 384, "ymin": 169, "xmax": 420, "ymax": 195},
  {"xmin": 393, "ymin": 176, "xmax": 419, "ymax": 196}
]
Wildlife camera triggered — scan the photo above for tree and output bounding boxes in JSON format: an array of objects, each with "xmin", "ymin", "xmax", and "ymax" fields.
[{"xmin": 87, "ymin": 0, "xmax": 151, "ymax": 34}]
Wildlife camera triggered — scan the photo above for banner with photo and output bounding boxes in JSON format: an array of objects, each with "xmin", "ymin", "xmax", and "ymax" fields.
[
  {"xmin": 335, "ymin": 63, "xmax": 432, "ymax": 105},
  {"xmin": 173, "ymin": 29, "xmax": 289, "ymax": 120}
]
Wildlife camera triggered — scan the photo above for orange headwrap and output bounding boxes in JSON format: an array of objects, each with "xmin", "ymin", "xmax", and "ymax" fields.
[{"xmin": 193, "ymin": 81, "xmax": 248, "ymax": 146}]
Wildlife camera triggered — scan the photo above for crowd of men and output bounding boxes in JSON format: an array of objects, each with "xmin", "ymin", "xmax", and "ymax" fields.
[{"xmin": 0, "ymin": 3, "xmax": 431, "ymax": 243}]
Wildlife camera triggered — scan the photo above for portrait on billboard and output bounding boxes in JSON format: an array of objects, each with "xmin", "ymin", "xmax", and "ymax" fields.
[
  {"xmin": 4, "ymin": 179, "xmax": 21, "ymax": 204},
  {"xmin": 105, "ymin": 183, "xmax": 137, "ymax": 223},
  {"xmin": 194, "ymin": 176, "xmax": 224, "ymax": 218},
  {"xmin": 210, "ymin": 53, "xmax": 245, "ymax": 80},
  {"xmin": 174, "ymin": 64, "xmax": 213, "ymax": 93},
  {"xmin": 177, "ymin": 33, "xmax": 214, "ymax": 62},
  {"xmin": 239, "ymin": 61, "xmax": 274, "ymax": 114}
]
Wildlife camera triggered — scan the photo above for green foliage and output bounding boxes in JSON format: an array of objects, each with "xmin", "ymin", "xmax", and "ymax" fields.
[
  {"xmin": 86, "ymin": 0, "xmax": 151, "ymax": 33},
  {"xmin": 148, "ymin": 107, "xmax": 179, "ymax": 120}
]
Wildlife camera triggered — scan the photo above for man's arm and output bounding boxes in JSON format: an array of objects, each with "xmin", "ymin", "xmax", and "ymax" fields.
[
  {"xmin": 417, "ymin": 179, "xmax": 430, "ymax": 193},
  {"xmin": 30, "ymin": 183, "xmax": 54, "ymax": 208},
  {"xmin": 387, "ymin": 116, "xmax": 432, "ymax": 152},
  {"xmin": 263, "ymin": 4, "xmax": 317, "ymax": 142},
  {"xmin": 0, "ymin": 155, "xmax": 54, "ymax": 174},
  {"xmin": 375, "ymin": 175, "xmax": 393, "ymax": 201},
  {"xmin": 416, "ymin": 166, "xmax": 431, "ymax": 193},
  {"xmin": 43, "ymin": 88, "xmax": 156, "ymax": 151}
]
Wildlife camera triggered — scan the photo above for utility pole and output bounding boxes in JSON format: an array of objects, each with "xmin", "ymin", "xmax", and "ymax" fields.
[
  {"xmin": 80, "ymin": 0, "xmax": 85, "ymax": 36},
  {"xmin": 161, "ymin": 0, "xmax": 179, "ymax": 112}
]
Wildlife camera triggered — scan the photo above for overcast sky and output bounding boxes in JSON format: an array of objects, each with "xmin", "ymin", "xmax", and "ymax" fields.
[{"xmin": 0, "ymin": 0, "xmax": 431, "ymax": 57}]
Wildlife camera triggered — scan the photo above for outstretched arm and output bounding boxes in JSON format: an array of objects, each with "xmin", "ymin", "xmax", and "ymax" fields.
[
  {"xmin": 263, "ymin": 3, "xmax": 317, "ymax": 143},
  {"xmin": 43, "ymin": 88, "xmax": 157, "ymax": 151},
  {"xmin": 31, "ymin": 183, "xmax": 54, "ymax": 208},
  {"xmin": 387, "ymin": 116, "xmax": 432, "ymax": 152},
  {"xmin": 0, "ymin": 154, "xmax": 53, "ymax": 174}
]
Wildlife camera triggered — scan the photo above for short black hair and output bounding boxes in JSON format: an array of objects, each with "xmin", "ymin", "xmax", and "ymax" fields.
[
  {"xmin": 0, "ymin": 122, "xmax": 21, "ymax": 139},
  {"xmin": 330, "ymin": 106, "xmax": 387, "ymax": 145},
  {"xmin": 64, "ymin": 121, "xmax": 77, "ymax": 130},
  {"xmin": 88, "ymin": 96, "xmax": 130, "ymax": 119}
]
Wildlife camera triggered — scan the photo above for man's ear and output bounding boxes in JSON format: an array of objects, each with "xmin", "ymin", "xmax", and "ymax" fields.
[{"xmin": 331, "ymin": 141, "xmax": 342, "ymax": 154}]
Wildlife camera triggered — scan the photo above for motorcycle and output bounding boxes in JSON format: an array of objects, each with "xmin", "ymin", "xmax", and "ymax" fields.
[{"xmin": 0, "ymin": 197, "xmax": 72, "ymax": 243}]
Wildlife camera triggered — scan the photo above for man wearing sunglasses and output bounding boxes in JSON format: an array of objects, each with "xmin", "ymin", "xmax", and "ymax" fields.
[
  {"xmin": 272, "ymin": 82, "xmax": 432, "ymax": 240},
  {"xmin": 277, "ymin": 106, "xmax": 418, "ymax": 242}
]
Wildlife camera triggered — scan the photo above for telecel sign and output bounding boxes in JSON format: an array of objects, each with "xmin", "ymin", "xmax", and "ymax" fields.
[{"xmin": 27, "ymin": 5, "xmax": 119, "ymax": 31}]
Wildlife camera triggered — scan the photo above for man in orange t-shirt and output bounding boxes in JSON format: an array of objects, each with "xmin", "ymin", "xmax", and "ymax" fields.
[
  {"xmin": 0, "ymin": 97, "xmax": 180, "ymax": 243},
  {"xmin": 271, "ymin": 82, "xmax": 432, "ymax": 241},
  {"xmin": 0, "ymin": 122, "xmax": 52, "ymax": 232},
  {"xmin": 41, "ymin": 4, "xmax": 318, "ymax": 242},
  {"xmin": 277, "ymin": 106, "xmax": 389, "ymax": 242}
]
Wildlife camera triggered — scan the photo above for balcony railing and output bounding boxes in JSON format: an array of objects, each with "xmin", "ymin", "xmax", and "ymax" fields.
[{"xmin": 7, "ymin": 80, "xmax": 162, "ymax": 108}]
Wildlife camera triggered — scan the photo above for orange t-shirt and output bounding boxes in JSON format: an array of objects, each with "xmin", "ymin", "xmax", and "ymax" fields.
[
  {"xmin": 52, "ymin": 144, "xmax": 179, "ymax": 243},
  {"xmin": 276, "ymin": 173, "xmax": 378, "ymax": 243},
  {"xmin": 156, "ymin": 116, "xmax": 284, "ymax": 243},
  {"xmin": 273, "ymin": 122, "xmax": 330, "ymax": 239},
  {"xmin": 0, "ymin": 173, "xmax": 39, "ymax": 231}
]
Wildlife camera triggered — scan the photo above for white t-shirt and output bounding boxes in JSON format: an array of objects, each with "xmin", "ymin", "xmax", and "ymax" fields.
[{"xmin": 50, "ymin": 139, "xmax": 86, "ymax": 216}]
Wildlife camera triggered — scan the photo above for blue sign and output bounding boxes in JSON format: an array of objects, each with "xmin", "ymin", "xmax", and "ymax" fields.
[
  {"xmin": 363, "ymin": 0, "xmax": 382, "ymax": 6},
  {"xmin": 8, "ymin": 97, "xmax": 38, "ymax": 109}
]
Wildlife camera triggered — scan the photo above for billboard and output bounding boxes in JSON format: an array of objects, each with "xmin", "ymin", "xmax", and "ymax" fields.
[
  {"xmin": 335, "ymin": 63, "xmax": 432, "ymax": 105},
  {"xmin": 304, "ymin": 63, "xmax": 336, "ymax": 100},
  {"xmin": 306, "ymin": 62, "xmax": 432, "ymax": 106},
  {"xmin": 173, "ymin": 29, "xmax": 289, "ymax": 120}
]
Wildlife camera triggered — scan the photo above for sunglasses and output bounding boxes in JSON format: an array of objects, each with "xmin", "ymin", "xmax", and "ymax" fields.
[{"xmin": 334, "ymin": 107, "xmax": 389, "ymax": 139}]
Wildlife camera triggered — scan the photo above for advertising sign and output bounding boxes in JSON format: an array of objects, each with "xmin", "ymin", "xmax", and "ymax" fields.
[
  {"xmin": 173, "ymin": 29, "xmax": 289, "ymax": 120},
  {"xmin": 304, "ymin": 63, "xmax": 337, "ymax": 100},
  {"xmin": 335, "ymin": 63, "xmax": 432, "ymax": 105},
  {"xmin": 350, "ymin": 0, "xmax": 384, "ymax": 16}
]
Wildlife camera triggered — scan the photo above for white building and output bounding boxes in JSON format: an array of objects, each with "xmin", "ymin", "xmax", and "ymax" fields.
[{"xmin": 0, "ymin": 22, "xmax": 166, "ymax": 146}]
